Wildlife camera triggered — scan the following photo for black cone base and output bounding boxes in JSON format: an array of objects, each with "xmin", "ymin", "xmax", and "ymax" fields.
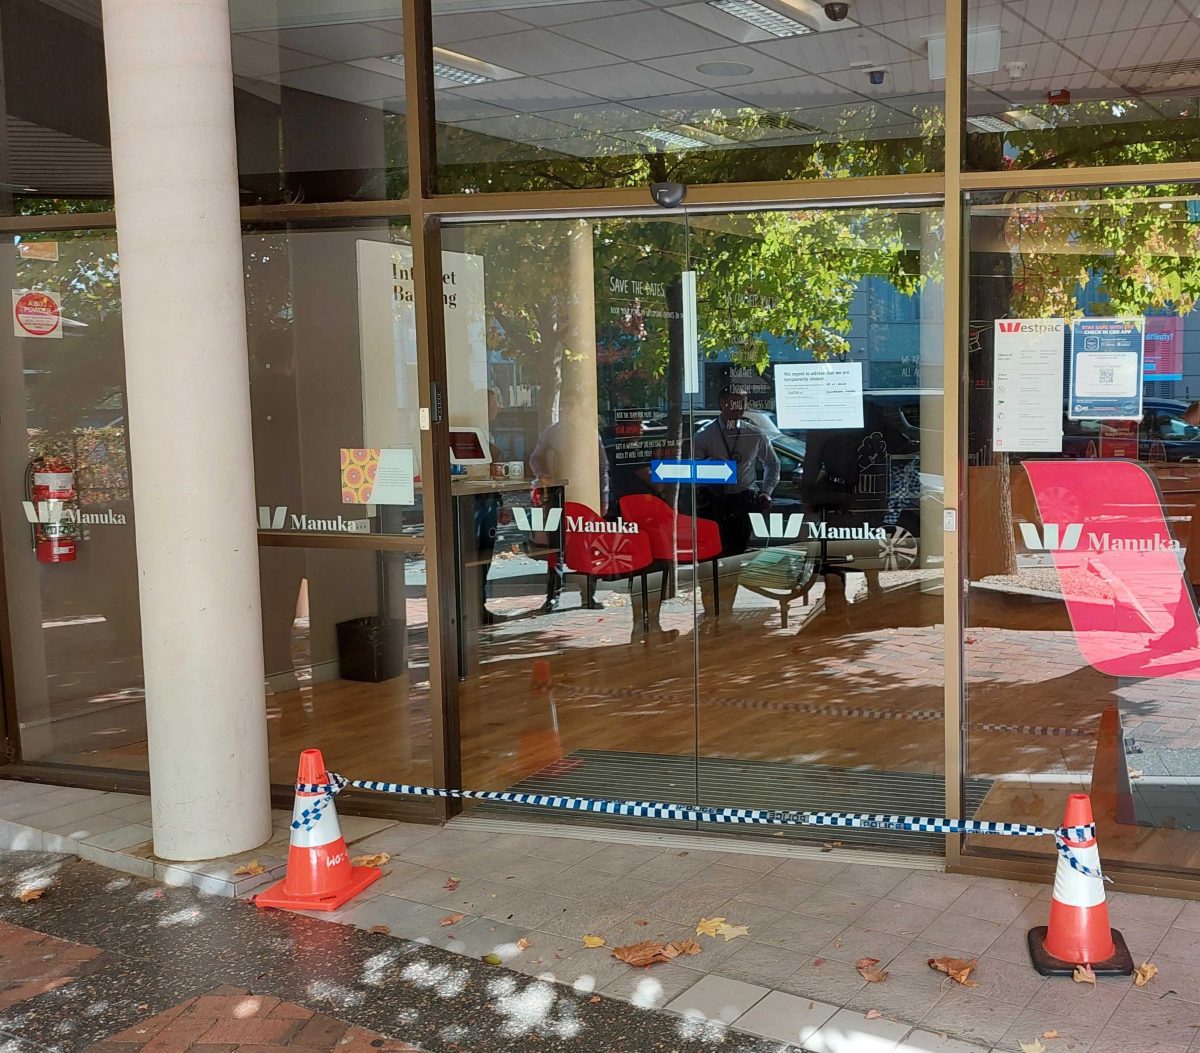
[{"xmin": 1027, "ymin": 926, "xmax": 1134, "ymax": 977}]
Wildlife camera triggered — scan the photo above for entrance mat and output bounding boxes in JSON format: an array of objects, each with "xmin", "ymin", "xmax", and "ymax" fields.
[{"xmin": 476, "ymin": 749, "xmax": 991, "ymax": 853}]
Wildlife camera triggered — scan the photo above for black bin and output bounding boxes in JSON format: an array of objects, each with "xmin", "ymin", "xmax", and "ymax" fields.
[{"xmin": 335, "ymin": 616, "xmax": 405, "ymax": 682}]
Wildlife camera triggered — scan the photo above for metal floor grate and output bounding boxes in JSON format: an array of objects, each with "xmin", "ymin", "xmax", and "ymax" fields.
[{"xmin": 475, "ymin": 749, "xmax": 992, "ymax": 854}]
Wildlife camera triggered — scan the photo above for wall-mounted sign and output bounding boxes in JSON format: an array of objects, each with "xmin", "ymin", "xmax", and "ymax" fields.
[
  {"xmin": 1068, "ymin": 318, "xmax": 1145, "ymax": 421},
  {"xmin": 12, "ymin": 290, "xmax": 62, "ymax": 338},
  {"xmin": 18, "ymin": 241, "xmax": 58, "ymax": 262},
  {"xmin": 340, "ymin": 447, "xmax": 415, "ymax": 507},
  {"xmin": 992, "ymin": 318, "xmax": 1064, "ymax": 453}
]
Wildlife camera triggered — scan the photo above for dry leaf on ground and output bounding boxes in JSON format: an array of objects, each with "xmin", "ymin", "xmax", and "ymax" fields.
[
  {"xmin": 928, "ymin": 956, "xmax": 978, "ymax": 987},
  {"xmin": 715, "ymin": 923, "xmax": 750, "ymax": 942},
  {"xmin": 582, "ymin": 934, "xmax": 606, "ymax": 948},
  {"xmin": 1128, "ymin": 769, "xmax": 1143, "ymax": 780},
  {"xmin": 1042, "ymin": 1031, "xmax": 1059, "ymax": 1040},
  {"xmin": 865, "ymin": 1010, "xmax": 882, "ymax": 1020},
  {"xmin": 232, "ymin": 860, "xmax": 266, "ymax": 877},
  {"xmin": 1072, "ymin": 964, "xmax": 1096, "ymax": 986},
  {"xmin": 482, "ymin": 953, "xmax": 502, "ymax": 965},
  {"xmin": 438, "ymin": 913, "xmax": 464, "ymax": 927},
  {"xmin": 612, "ymin": 941, "xmax": 675, "ymax": 967},
  {"xmin": 1018, "ymin": 1040, "xmax": 1045, "ymax": 1053},
  {"xmin": 671, "ymin": 939, "xmax": 702, "ymax": 956},
  {"xmin": 17, "ymin": 888, "xmax": 45, "ymax": 902},
  {"xmin": 351, "ymin": 852, "xmax": 390, "ymax": 867},
  {"xmin": 856, "ymin": 958, "xmax": 888, "ymax": 983},
  {"xmin": 833, "ymin": 936, "xmax": 844, "ymax": 949},
  {"xmin": 443, "ymin": 876, "xmax": 460, "ymax": 891},
  {"xmin": 516, "ymin": 937, "xmax": 531, "ymax": 951},
  {"xmin": 1134, "ymin": 962, "xmax": 1158, "ymax": 987},
  {"xmin": 634, "ymin": 919, "xmax": 648, "ymax": 926},
  {"xmin": 696, "ymin": 917, "xmax": 726, "ymax": 937},
  {"xmin": 856, "ymin": 957, "xmax": 880, "ymax": 970},
  {"xmin": 369, "ymin": 925, "xmax": 390, "ymax": 935},
  {"xmin": 589, "ymin": 996, "xmax": 601, "ymax": 1003}
]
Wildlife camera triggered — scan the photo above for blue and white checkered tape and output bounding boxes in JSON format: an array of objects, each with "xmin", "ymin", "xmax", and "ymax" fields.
[{"xmin": 294, "ymin": 775, "xmax": 1107, "ymax": 882}]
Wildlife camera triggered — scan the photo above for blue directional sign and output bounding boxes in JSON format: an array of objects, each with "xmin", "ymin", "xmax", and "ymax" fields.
[{"xmin": 650, "ymin": 459, "xmax": 736, "ymax": 485}]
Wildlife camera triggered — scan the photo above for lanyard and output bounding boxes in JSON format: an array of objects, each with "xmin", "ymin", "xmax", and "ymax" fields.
[{"xmin": 717, "ymin": 419, "xmax": 742, "ymax": 463}]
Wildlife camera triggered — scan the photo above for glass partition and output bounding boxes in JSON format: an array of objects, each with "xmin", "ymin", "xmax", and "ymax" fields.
[
  {"xmin": 966, "ymin": 1, "xmax": 1200, "ymax": 170},
  {"xmin": 434, "ymin": 0, "xmax": 944, "ymax": 192},
  {"xmin": 230, "ymin": 2, "xmax": 407, "ymax": 204},
  {"xmin": 964, "ymin": 185, "xmax": 1200, "ymax": 877}
]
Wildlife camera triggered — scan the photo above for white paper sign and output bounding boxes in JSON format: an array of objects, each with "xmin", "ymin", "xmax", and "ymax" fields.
[
  {"xmin": 774, "ymin": 362, "xmax": 864, "ymax": 430},
  {"xmin": 992, "ymin": 319, "xmax": 1065, "ymax": 453},
  {"xmin": 370, "ymin": 448, "xmax": 415, "ymax": 506}
]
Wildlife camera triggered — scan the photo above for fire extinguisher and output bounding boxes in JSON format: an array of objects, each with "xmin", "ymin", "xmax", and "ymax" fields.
[{"xmin": 26, "ymin": 455, "xmax": 78, "ymax": 563}]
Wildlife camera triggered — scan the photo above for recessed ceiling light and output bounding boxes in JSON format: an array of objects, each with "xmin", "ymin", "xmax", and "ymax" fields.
[
  {"xmin": 967, "ymin": 115, "xmax": 1015, "ymax": 133},
  {"xmin": 379, "ymin": 47, "xmax": 519, "ymax": 86},
  {"xmin": 381, "ymin": 53, "xmax": 491, "ymax": 85},
  {"xmin": 709, "ymin": 0, "xmax": 812, "ymax": 37},
  {"xmin": 696, "ymin": 61, "xmax": 756, "ymax": 77}
]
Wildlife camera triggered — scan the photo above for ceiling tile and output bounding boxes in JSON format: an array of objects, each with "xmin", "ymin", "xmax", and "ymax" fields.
[
  {"xmin": 231, "ymin": 34, "xmax": 327, "ymax": 78},
  {"xmin": 627, "ymin": 87, "xmax": 762, "ymax": 117},
  {"xmin": 552, "ymin": 7, "xmax": 732, "ymax": 59},
  {"xmin": 442, "ymin": 28, "xmax": 624, "ymax": 75},
  {"xmin": 1002, "ymin": 0, "xmax": 1188, "ymax": 40},
  {"xmin": 545, "ymin": 61, "xmax": 703, "ymax": 100},
  {"xmin": 508, "ymin": 0, "xmax": 648, "ymax": 26},
  {"xmin": 276, "ymin": 62, "xmax": 406, "ymax": 103},
  {"xmin": 644, "ymin": 44, "xmax": 804, "ymax": 87},
  {"xmin": 448, "ymin": 76, "xmax": 605, "ymax": 112},
  {"xmin": 433, "ymin": 11, "xmax": 531, "ymax": 42},
  {"xmin": 535, "ymin": 101, "xmax": 657, "ymax": 132},
  {"xmin": 722, "ymin": 72, "xmax": 856, "ymax": 108},
  {"xmin": 435, "ymin": 94, "xmax": 519, "ymax": 122},
  {"xmin": 453, "ymin": 111, "xmax": 582, "ymax": 142},
  {"xmin": 246, "ymin": 22, "xmax": 404, "ymax": 62}
]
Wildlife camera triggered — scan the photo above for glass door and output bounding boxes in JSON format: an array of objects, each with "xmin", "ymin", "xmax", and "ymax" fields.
[{"xmin": 687, "ymin": 205, "xmax": 948, "ymax": 853}]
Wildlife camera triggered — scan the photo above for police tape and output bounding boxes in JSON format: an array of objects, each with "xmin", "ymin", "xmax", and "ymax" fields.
[{"xmin": 293, "ymin": 774, "xmax": 1108, "ymax": 881}]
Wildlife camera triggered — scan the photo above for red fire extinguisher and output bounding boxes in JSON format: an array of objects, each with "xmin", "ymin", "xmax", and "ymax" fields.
[{"xmin": 26, "ymin": 455, "xmax": 78, "ymax": 563}]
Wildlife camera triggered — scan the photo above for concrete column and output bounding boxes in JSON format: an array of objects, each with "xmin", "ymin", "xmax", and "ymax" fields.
[
  {"xmin": 102, "ymin": 0, "xmax": 272, "ymax": 859},
  {"xmin": 562, "ymin": 220, "xmax": 601, "ymax": 511}
]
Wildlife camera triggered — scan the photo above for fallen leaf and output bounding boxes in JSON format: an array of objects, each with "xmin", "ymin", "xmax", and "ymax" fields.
[
  {"xmin": 438, "ymin": 913, "xmax": 464, "ymax": 927},
  {"xmin": 1018, "ymin": 1040, "xmax": 1045, "ymax": 1053},
  {"xmin": 660, "ymin": 943, "xmax": 682, "ymax": 961},
  {"xmin": 17, "ymin": 888, "xmax": 45, "ymax": 902},
  {"xmin": 482, "ymin": 953, "xmax": 503, "ymax": 965},
  {"xmin": 368, "ymin": 924, "xmax": 391, "ymax": 935},
  {"xmin": 582, "ymin": 935, "xmax": 606, "ymax": 948},
  {"xmin": 833, "ymin": 936, "xmax": 844, "ymax": 949},
  {"xmin": 613, "ymin": 940, "xmax": 673, "ymax": 967},
  {"xmin": 669, "ymin": 939, "xmax": 702, "ymax": 957},
  {"xmin": 443, "ymin": 876, "xmax": 460, "ymax": 891},
  {"xmin": 516, "ymin": 937, "xmax": 531, "ymax": 951},
  {"xmin": 716, "ymin": 923, "xmax": 750, "ymax": 942},
  {"xmin": 696, "ymin": 916, "xmax": 726, "ymax": 938},
  {"xmin": 634, "ymin": 919, "xmax": 648, "ymax": 926},
  {"xmin": 856, "ymin": 957, "xmax": 881, "ymax": 970},
  {"xmin": 928, "ymin": 956, "xmax": 978, "ymax": 987},
  {"xmin": 859, "ymin": 966, "xmax": 888, "ymax": 983},
  {"xmin": 589, "ymin": 996, "xmax": 601, "ymax": 1003},
  {"xmin": 1134, "ymin": 962, "xmax": 1158, "ymax": 987},
  {"xmin": 812, "ymin": 958, "xmax": 825, "ymax": 966},
  {"xmin": 1128, "ymin": 769, "xmax": 1143, "ymax": 780},
  {"xmin": 1071, "ymin": 964, "xmax": 1096, "ymax": 986},
  {"xmin": 1042, "ymin": 1031, "xmax": 1059, "ymax": 1040},
  {"xmin": 865, "ymin": 1010, "xmax": 882, "ymax": 1020},
  {"xmin": 232, "ymin": 860, "xmax": 266, "ymax": 877},
  {"xmin": 351, "ymin": 852, "xmax": 390, "ymax": 867}
]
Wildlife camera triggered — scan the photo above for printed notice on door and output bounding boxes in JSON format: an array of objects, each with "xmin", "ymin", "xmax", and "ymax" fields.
[
  {"xmin": 341, "ymin": 447, "xmax": 415, "ymax": 506},
  {"xmin": 774, "ymin": 362, "xmax": 864, "ymax": 430},
  {"xmin": 992, "ymin": 319, "xmax": 1065, "ymax": 452},
  {"xmin": 1068, "ymin": 317, "xmax": 1145, "ymax": 420}
]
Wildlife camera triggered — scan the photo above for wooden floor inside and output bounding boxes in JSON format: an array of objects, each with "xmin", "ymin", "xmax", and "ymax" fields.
[{"xmin": 35, "ymin": 575, "xmax": 1200, "ymax": 874}]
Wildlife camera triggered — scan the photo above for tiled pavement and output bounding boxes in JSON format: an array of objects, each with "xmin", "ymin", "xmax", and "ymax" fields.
[{"xmin": 2, "ymin": 777, "xmax": 1200, "ymax": 1052}]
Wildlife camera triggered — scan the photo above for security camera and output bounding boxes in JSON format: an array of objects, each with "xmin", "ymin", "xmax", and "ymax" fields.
[
  {"xmin": 649, "ymin": 181, "xmax": 687, "ymax": 209},
  {"xmin": 868, "ymin": 69, "xmax": 886, "ymax": 86},
  {"xmin": 823, "ymin": 2, "xmax": 850, "ymax": 20}
]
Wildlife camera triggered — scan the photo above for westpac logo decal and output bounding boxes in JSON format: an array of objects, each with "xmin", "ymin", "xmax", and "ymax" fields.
[
  {"xmin": 997, "ymin": 320, "xmax": 1064, "ymax": 335},
  {"xmin": 750, "ymin": 512, "xmax": 804, "ymax": 539},
  {"xmin": 257, "ymin": 506, "xmax": 371, "ymax": 533},
  {"xmin": 512, "ymin": 506, "xmax": 561, "ymax": 533},
  {"xmin": 1020, "ymin": 521, "xmax": 1180, "ymax": 553},
  {"xmin": 22, "ymin": 501, "xmax": 126, "ymax": 525}
]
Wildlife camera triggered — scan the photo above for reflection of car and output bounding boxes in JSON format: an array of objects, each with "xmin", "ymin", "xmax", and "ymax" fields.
[{"xmin": 1058, "ymin": 398, "xmax": 1200, "ymax": 462}]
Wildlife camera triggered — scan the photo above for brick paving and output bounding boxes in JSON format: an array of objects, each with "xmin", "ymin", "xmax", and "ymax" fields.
[{"xmin": 0, "ymin": 920, "xmax": 104, "ymax": 1012}]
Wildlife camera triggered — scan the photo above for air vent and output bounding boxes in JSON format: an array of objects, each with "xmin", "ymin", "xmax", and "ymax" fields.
[{"xmin": 1118, "ymin": 58, "xmax": 1200, "ymax": 94}]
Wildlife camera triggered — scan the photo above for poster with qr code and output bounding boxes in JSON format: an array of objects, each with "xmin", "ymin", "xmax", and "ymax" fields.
[{"xmin": 1068, "ymin": 317, "xmax": 1145, "ymax": 421}]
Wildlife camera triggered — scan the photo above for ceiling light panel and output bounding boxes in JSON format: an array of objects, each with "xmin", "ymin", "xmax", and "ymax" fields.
[{"xmin": 709, "ymin": 0, "xmax": 812, "ymax": 38}]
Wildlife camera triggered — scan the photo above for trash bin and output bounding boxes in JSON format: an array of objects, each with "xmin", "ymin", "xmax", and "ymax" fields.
[{"xmin": 335, "ymin": 616, "xmax": 405, "ymax": 682}]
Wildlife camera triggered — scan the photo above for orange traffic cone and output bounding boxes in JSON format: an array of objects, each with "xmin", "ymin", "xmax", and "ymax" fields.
[
  {"xmin": 1027, "ymin": 793, "xmax": 1133, "ymax": 976},
  {"xmin": 530, "ymin": 658, "xmax": 553, "ymax": 689},
  {"xmin": 255, "ymin": 749, "xmax": 381, "ymax": 912}
]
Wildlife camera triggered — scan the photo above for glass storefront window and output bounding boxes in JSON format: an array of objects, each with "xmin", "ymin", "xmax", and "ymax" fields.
[
  {"xmin": 244, "ymin": 219, "xmax": 433, "ymax": 792},
  {"xmin": 434, "ymin": 1, "xmax": 944, "ymax": 193},
  {"xmin": 0, "ymin": 0, "xmax": 114, "ymax": 216},
  {"xmin": 230, "ymin": 3, "xmax": 407, "ymax": 204},
  {"xmin": 966, "ymin": 3, "xmax": 1200, "ymax": 170},
  {"xmin": 0, "ymin": 228, "xmax": 143, "ymax": 766},
  {"xmin": 441, "ymin": 207, "xmax": 945, "ymax": 848},
  {"xmin": 964, "ymin": 184, "xmax": 1200, "ymax": 876}
]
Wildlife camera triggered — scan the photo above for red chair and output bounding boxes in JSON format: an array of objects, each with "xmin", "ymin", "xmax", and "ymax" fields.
[
  {"xmin": 562, "ymin": 501, "xmax": 654, "ymax": 629},
  {"xmin": 618, "ymin": 494, "xmax": 723, "ymax": 615}
]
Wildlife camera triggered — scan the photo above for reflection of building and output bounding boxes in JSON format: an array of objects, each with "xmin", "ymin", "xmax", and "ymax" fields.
[{"xmin": 0, "ymin": 0, "xmax": 1198, "ymax": 902}]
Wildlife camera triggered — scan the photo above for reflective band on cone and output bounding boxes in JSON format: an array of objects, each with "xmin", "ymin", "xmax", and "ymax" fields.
[
  {"xmin": 1027, "ymin": 793, "xmax": 1133, "ymax": 976},
  {"xmin": 255, "ymin": 748, "xmax": 380, "ymax": 912}
]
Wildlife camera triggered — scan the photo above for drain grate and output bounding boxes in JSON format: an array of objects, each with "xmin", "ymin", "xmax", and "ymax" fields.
[{"xmin": 474, "ymin": 749, "xmax": 991, "ymax": 854}]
